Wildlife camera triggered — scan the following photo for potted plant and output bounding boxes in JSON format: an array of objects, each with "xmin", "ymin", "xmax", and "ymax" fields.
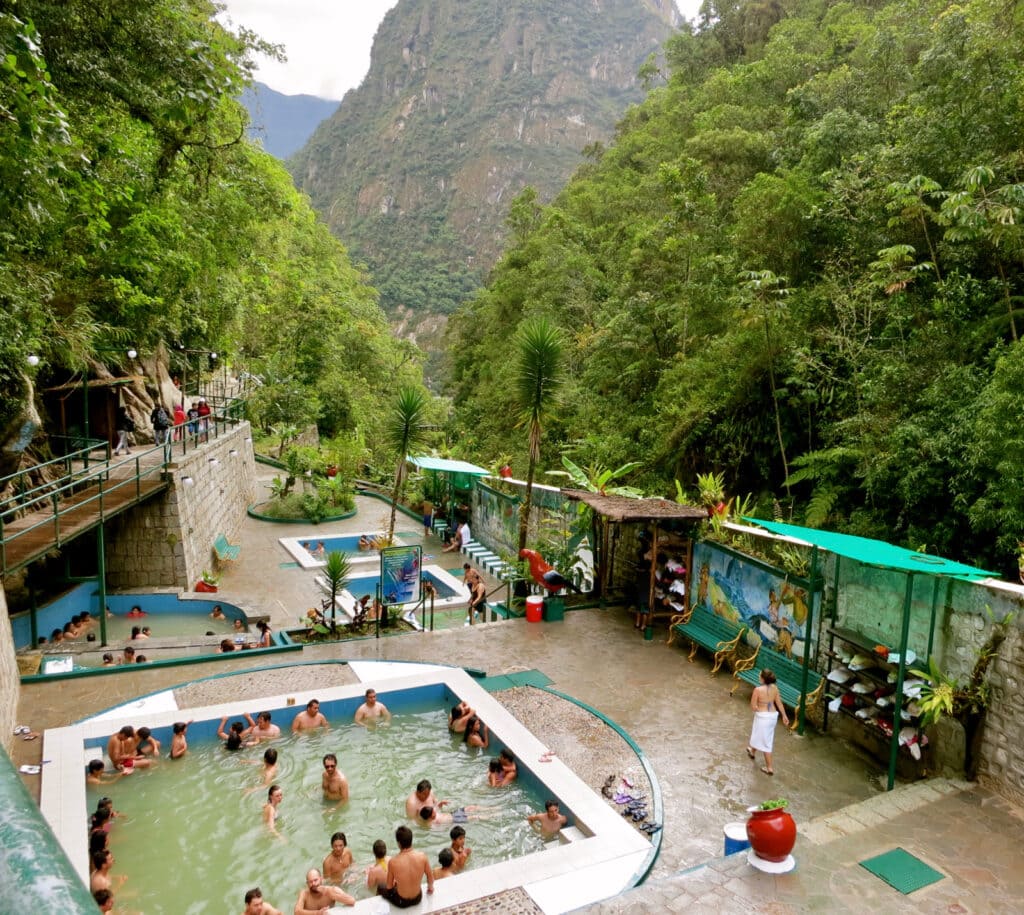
[
  {"xmin": 196, "ymin": 570, "xmax": 220, "ymax": 593},
  {"xmin": 745, "ymin": 798, "xmax": 796, "ymax": 862}
]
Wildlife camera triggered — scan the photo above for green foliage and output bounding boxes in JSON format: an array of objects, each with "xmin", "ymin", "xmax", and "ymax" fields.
[
  {"xmin": 448, "ymin": 0, "xmax": 1024, "ymax": 575},
  {"xmin": 321, "ymin": 550, "xmax": 352, "ymax": 633},
  {"xmin": 383, "ymin": 387, "xmax": 431, "ymax": 542}
]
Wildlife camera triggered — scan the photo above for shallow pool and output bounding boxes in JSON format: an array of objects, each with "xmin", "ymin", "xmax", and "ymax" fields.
[
  {"xmin": 100, "ymin": 611, "xmax": 239, "ymax": 642},
  {"xmin": 281, "ymin": 531, "xmax": 417, "ymax": 569},
  {"xmin": 347, "ymin": 569, "xmax": 461, "ymax": 603},
  {"xmin": 92, "ymin": 700, "xmax": 546, "ymax": 913}
]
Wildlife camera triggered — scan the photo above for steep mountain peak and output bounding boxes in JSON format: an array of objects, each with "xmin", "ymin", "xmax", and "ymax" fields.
[{"xmin": 290, "ymin": 0, "xmax": 677, "ymax": 345}]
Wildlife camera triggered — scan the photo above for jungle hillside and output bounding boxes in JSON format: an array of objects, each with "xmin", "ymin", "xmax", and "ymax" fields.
[
  {"xmin": 445, "ymin": 0, "xmax": 1024, "ymax": 577},
  {"xmin": 1, "ymin": 0, "xmax": 424, "ymax": 473}
]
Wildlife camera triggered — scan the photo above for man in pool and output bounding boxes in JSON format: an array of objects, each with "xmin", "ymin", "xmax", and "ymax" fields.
[
  {"xmin": 322, "ymin": 831, "xmax": 353, "ymax": 883},
  {"xmin": 294, "ymin": 868, "xmax": 354, "ymax": 911},
  {"xmin": 321, "ymin": 753, "xmax": 349, "ymax": 808},
  {"xmin": 405, "ymin": 779, "xmax": 446, "ymax": 819},
  {"xmin": 244, "ymin": 711, "xmax": 281, "ymax": 741},
  {"xmin": 262, "ymin": 785, "xmax": 284, "ymax": 840},
  {"xmin": 241, "ymin": 886, "xmax": 282, "ymax": 915},
  {"xmin": 292, "ymin": 698, "xmax": 329, "ymax": 732},
  {"xmin": 354, "ymin": 688, "xmax": 391, "ymax": 726},
  {"xmin": 170, "ymin": 720, "xmax": 192, "ymax": 759},
  {"xmin": 118, "ymin": 645, "xmax": 135, "ymax": 665},
  {"xmin": 382, "ymin": 825, "xmax": 433, "ymax": 908},
  {"xmin": 527, "ymin": 799, "xmax": 569, "ymax": 839}
]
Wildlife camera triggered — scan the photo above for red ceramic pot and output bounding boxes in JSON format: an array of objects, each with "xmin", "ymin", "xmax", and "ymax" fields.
[
  {"xmin": 745, "ymin": 807, "xmax": 796, "ymax": 862},
  {"xmin": 195, "ymin": 580, "xmax": 218, "ymax": 593}
]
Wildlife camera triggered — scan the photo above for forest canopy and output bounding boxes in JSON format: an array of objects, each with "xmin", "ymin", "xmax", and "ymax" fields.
[
  {"xmin": 445, "ymin": 0, "xmax": 1024, "ymax": 575},
  {"xmin": 1, "ymin": 0, "xmax": 423, "ymax": 452}
]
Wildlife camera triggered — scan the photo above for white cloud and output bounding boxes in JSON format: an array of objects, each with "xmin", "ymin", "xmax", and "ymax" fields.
[{"xmin": 219, "ymin": 0, "xmax": 703, "ymax": 100}]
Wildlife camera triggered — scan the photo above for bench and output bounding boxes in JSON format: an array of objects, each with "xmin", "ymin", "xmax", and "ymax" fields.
[
  {"xmin": 730, "ymin": 644, "xmax": 825, "ymax": 729},
  {"xmin": 212, "ymin": 534, "xmax": 240, "ymax": 562},
  {"xmin": 668, "ymin": 605, "xmax": 747, "ymax": 675}
]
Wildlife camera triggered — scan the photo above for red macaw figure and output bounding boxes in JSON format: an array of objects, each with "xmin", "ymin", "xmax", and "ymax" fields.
[{"xmin": 519, "ymin": 549, "xmax": 581, "ymax": 594}]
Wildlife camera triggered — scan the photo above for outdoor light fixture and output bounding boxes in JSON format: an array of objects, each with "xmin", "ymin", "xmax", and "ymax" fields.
[
  {"xmin": 228, "ymin": 449, "xmax": 238, "ymax": 457},
  {"xmin": 126, "ymin": 348, "xmax": 138, "ymax": 359},
  {"xmin": 182, "ymin": 476, "xmax": 194, "ymax": 486},
  {"xmin": 27, "ymin": 354, "xmax": 40, "ymax": 367},
  {"xmin": 245, "ymin": 437, "xmax": 252, "ymax": 443},
  {"xmin": 210, "ymin": 352, "xmax": 218, "ymax": 360},
  {"xmin": 209, "ymin": 458, "xmax": 219, "ymax": 466}
]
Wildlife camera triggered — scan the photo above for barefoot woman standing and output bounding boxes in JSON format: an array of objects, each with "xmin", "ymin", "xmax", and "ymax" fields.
[{"xmin": 746, "ymin": 669, "xmax": 789, "ymax": 775}]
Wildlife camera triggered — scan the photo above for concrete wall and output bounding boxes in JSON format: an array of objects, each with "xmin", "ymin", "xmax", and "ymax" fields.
[{"xmin": 106, "ymin": 423, "xmax": 257, "ymax": 589}]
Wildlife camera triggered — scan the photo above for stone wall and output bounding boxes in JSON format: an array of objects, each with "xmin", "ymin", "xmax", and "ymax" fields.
[
  {"xmin": 0, "ymin": 587, "xmax": 17, "ymax": 754},
  {"xmin": 106, "ymin": 423, "xmax": 257, "ymax": 589}
]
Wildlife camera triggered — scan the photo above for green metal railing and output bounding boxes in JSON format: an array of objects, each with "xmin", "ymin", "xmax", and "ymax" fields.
[{"xmin": 0, "ymin": 410, "xmax": 245, "ymax": 577}]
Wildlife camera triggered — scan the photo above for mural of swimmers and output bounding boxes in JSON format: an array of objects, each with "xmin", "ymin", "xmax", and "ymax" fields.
[{"xmin": 690, "ymin": 541, "xmax": 815, "ymax": 659}]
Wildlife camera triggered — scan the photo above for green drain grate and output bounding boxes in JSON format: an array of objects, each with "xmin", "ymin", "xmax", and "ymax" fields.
[
  {"xmin": 859, "ymin": 847, "xmax": 945, "ymax": 894},
  {"xmin": 476, "ymin": 669, "xmax": 553, "ymax": 692}
]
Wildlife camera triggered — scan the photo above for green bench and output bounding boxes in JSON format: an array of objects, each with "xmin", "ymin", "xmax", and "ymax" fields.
[
  {"xmin": 212, "ymin": 534, "xmax": 240, "ymax": 563},
  {"xmin": 668, "ymin": 605, "xmax": 747, "ymax": 675},
  {"xmin": 730, "ymin": 644, "xmax": 825, "ymax": 729}
]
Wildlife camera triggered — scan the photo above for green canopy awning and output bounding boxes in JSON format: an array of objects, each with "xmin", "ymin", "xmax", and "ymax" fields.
[
  {"xmin": 407, "ymin": 456, "xmax": 490, "ymax": 475},
  {"xmin": 741, "ymin": 518, "xmax": 995, "ymax": 580}
]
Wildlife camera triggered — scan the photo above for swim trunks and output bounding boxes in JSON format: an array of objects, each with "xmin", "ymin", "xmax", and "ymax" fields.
[
  {"xmin": 452, "ymin": 807, "xmax": 468, "ymax": 823},
  {"xmin": 380, "ymin": 886, "xmax": 422, "ymax": 908}
]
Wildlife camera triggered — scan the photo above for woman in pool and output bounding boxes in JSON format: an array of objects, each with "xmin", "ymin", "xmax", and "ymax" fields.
[
  {"xmin": 463, "ymin": 716, "xmax": 489, "ymax": 749},
  {"xmin": 322, "ymin": 831, "xmax": 353, "ymax": 883},
  {"xmin": 255, "ymin": 620, "xmax": 272, "ymax": 648},
  {"xmin": 126, "ymin": 605, "xmax": 146, "ymax": 618},
  {"xmin": 218, "ymin": 716, "xmax": 247, "ymax": 750}
]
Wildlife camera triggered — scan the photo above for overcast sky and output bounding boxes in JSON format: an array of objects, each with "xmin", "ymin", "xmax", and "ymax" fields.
[{"xmin": 218, "ymin": 1, "xmax": 703, "ymax": 100}]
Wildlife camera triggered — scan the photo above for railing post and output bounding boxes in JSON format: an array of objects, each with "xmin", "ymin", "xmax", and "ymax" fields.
[{"xmin": 52, "ymin": 492, "xmax": 60, "ymax": 545}]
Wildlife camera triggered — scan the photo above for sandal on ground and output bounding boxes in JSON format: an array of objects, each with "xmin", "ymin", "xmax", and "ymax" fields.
[
  {"xmin": 746, "ymin": 747, "xmax": 756, "ymax": 760},
  {"xmin": 601, "ymin": 784, "xmax": 614, "ymax": 798},
  {"xmin": 761, "ymin": 766, "xmax": 774, "ymax": 776}
]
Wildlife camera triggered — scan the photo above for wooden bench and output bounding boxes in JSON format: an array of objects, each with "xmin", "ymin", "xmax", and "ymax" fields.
[
  {"xmin": 730, "ymin": 644, "xmax": 825, "ymax": 729},
  {"xmin": 212, "ymin": 534, "xmax": 240, "ymax": 562},
  {"xmin": 668, "ymin": 605, "xmax": 747, "ymax": 675}
]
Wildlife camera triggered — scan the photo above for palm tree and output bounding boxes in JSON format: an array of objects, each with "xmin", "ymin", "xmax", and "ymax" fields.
[
  {"xmin": 322, "ymin": 550, "xmax": 351, "ymax": 633},
  {"xmin": 384, "ymin": 386, "xmax": 430, "ymax": 544},
  {"xmin": 514, "ymin": 317, "xmax": 564, "ymax": 551}
]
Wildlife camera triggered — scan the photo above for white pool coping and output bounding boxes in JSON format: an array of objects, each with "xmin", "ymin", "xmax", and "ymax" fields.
[
  {"xmin": 41, "ymin": 665, "xmax": 651, "ymax": 913},
  {"xmin": 280, "ymin": 532, "xmax": 410, "ymax": 569}
]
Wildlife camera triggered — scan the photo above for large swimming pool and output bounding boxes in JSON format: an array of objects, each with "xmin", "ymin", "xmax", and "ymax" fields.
[
  {"xmin": 44, "ymin": 667, "xmax": 653, "ymax": 913},
  {"xmin": 92, "ymin": 698, "xmax": 546, "ymax": 912}
]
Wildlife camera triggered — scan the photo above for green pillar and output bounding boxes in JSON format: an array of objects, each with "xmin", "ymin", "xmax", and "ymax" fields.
[
  {"xmin": 97, "ymin": 523, "xmax": 108, "ymax": 648},
  {"xmin": 796, "ymin": 547, "xmax": 819, "ymax": 735}
]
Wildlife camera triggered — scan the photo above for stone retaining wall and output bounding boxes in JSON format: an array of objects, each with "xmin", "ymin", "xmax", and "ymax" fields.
[{"xmin": 106, "ymin": 423, "xmax": 257, "ymax": 589}]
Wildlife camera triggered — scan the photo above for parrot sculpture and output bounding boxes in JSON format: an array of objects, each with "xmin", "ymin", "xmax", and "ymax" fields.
[{"xmin": 519, "ymin": 549, "xmax": 581, "ymax": 594}]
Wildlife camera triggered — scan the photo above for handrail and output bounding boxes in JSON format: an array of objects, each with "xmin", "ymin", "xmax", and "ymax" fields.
[
  {"xmin": 0, "ymin": 437, "xmax": 107, "ymax": 492},
  {"xmin": 0, "ymin": 404, "xmax": 246, "ymax": 574}
]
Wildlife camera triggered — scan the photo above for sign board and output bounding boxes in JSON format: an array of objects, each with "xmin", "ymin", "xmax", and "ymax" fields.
[{"xmin": 380, "ymin": 545, "xmax": 422, "ymax": 606}]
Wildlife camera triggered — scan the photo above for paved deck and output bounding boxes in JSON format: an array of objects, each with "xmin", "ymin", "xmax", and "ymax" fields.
[{"xmin": 14, "ymin": 477, "xmax": 1024, "ymax": 911}]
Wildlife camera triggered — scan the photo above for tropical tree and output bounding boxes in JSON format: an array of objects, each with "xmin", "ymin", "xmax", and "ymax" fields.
[
  {"xmin": 384, "ymin": 387, "xmax": 430, "ymax": 543},
  {"xmin": 514, "ymin": 317, "xmax": 564, "ymax": 550},
  {"xmin": 322, "ymin": 550, "xmax": 351, "ymax": 634}
]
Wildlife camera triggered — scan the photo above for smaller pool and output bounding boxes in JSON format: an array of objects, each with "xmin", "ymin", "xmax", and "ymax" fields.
[{"xmin": 280, "ymin": 531, "xmax": 417, "ymax": 569}]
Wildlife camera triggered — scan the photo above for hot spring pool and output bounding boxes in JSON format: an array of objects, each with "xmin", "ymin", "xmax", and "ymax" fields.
[
  {"xmin": 44, "ymin": 667, "xmax": 653, "ymax": 913},
  {"xmin": 89, "ymin": 702, "xmax": 546, "ymax": 912}
]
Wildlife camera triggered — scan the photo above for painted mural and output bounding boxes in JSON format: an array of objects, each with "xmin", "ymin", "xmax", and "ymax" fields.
[{"xmin": 691, "ymin": 540, "xmax": 818, "ymax": 658}]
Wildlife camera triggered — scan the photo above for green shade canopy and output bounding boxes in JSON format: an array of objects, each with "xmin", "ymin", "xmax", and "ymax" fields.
[
  {"xmin": 741, "ymin": 518, "xmax": 996, "ymax": 580},
  {"xmin": 407, "ymin": 456, "xmax": 490, "ymax": 475}
]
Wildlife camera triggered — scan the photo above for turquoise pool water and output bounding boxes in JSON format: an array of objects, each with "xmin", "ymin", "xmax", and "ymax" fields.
[
  {"xmin": 347, "ymin": 569, "xmax": 460, "ymax": 603},
  {"xmin": 90, "ymin": 695, "xmax": 551, "ymax": 913}
]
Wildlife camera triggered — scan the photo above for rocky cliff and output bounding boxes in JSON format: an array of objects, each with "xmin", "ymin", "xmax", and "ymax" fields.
[{"xmin": 290, "ymin": 0, "xmax": 678, "ymax": 357}]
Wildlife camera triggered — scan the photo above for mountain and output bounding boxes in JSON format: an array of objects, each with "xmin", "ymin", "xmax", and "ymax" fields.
[
  {"xmin": 242, "ymin": 83, "xmax": 339, "ymax": 160},
  {"xmin": 289, "ymin": 0, "xmax": 679, "ymax": 355}
]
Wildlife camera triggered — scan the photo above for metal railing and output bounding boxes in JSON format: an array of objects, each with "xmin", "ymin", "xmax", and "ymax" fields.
[{"xmin": 0, "ymin": 407, "xmax": 246, "ymax": 575}]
